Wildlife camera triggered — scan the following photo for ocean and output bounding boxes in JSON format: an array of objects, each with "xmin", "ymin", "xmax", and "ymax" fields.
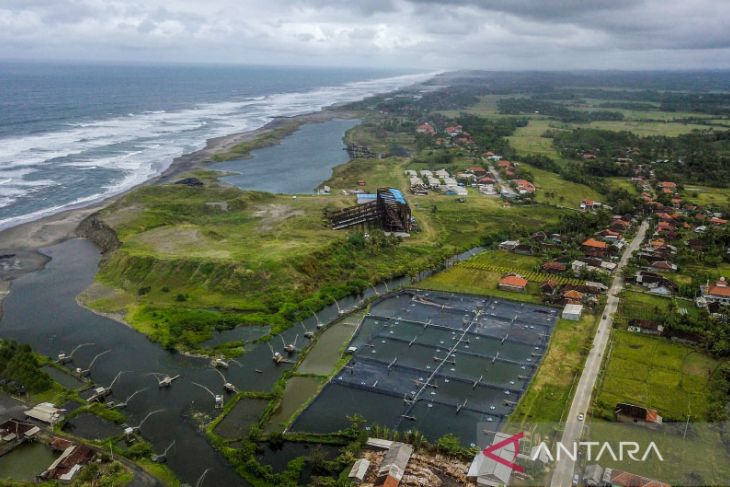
[{"xmin": 0, "ymin": 62, "xmax": 434, "ymax": 230}]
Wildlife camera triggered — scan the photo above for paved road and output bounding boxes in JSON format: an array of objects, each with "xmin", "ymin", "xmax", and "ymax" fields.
[
  {"xmin": 549, "ymin": 219, "xmax": 649, "ymax": 487},
  {"xmin": 488, "ymin": 167, "xmax": 517, "ymax": 198}
]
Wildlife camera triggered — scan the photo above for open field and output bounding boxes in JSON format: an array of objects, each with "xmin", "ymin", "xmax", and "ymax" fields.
[
  {"xmin": 593, "ymin": 331, "xmax": 720, "ymax": 421},
  {"xmin": 616, "ymin": 290, "xmax": 698, "ymax": 325},
  {"xmin": 682, "ymin": 184, "xmax": 730, "ymax": 207},
  {"xmin": 87, "ymin": 118, "xmax": 569, "ymax": 350},
  {"xmin": 417, "ymin": 264, "xmax": 544, "ymax": 304},
  {"xmin": 606, "ymin": 176, "xmax": 638, "ymax": 195},
  {"xmin": 582, "ymin": 119, "xmax": 710, "ymax": 136},
  {"xmin": 523, "ymin": 163, "xmax": 605, "ymax": 208},
  {"xmin": 506, "ymin": 119, "xmax": 564, "ymax": 159},
  {"xmin": 509, "ymin": 313, "xmax": 599, "ymax": 425}
]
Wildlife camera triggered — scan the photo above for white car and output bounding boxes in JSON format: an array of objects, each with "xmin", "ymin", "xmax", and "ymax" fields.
[{"xmin": 578, "ymin": 413, "xmax": 585, "ymax": 421}]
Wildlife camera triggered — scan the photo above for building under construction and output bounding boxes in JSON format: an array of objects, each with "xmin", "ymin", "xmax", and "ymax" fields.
[{"xmin": 329, "ymin": 188, "xmax": 412, "ymax": 233}]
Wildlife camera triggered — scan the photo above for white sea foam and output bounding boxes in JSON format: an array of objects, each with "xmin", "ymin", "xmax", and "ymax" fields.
[{"xmin": 0, "ymin": 71, "xmax": 439, "ymax": 230}]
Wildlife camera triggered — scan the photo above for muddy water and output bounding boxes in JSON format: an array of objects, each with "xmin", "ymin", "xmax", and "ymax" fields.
[
  {"xmin": 0, "ymin": 238, "xmax": 484, "ymax": 483},
  {"xmin": 41, "ymin": 365, "xmax": 87, "ymax": 390},
  {"xmin": 0, "ymin": 442, "xmax": 57, "ymax": 481},
  {"xmin": 214, "ymin": 398, "xmax": 269, "ymax": 439},
  {"xmin": 297, "ymin": 316, "xmax": 361, "ymax": 376},
  {"xmin": 264, "ymin": 376, "xmax": 322, "ymax": 433},
  {"xmin": 0, "ymin": 239, "xmax": 249, "ymax": 485}
]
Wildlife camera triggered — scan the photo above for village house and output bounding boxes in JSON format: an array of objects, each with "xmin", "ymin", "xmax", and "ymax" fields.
[
  {"xmin": 456, "ymin": 172, "xmax": 477, "ymax": 184},
  {"xmin": 415, "ymin": 122, "xmax": 436, "ymax": 136},
  {"xmin": 596, "ymin": 229, "xmax": 621, "ymax": 241},
  {"xmin": 467, "ymin": 165, "xmax": 488, "ymax": 176},
  {"xmin": 610, "ymin": 218, "xmax": 631, "ymax": 233},
  {"xmin": 562, "ymin": 303, "xmax": 583, "ymax": 320},
  {"xmin": 498, "ymin": 240, "xmax": 520, "ymax": 251},
  {"xmin": 562, "ymin": 289, "xmax": 584, "ymax": 303},
  {"xmin": 498, "ymin": 274, "xmax": 528, "ymax": 292},
  {"xmin": 540, "ymin": 280, "xmax": 560, "ymax": 296},
  {"xmin": 25, "ymin": 402, "xmax": 64, "ymax": 425},
  {"xmin": 614, "ymin": 403, "xmax": 663, "ymax": 428},
  {"xmin": 602, "ymin": 467, "xmax": 670, "ymax": 487},
  {"xmin": 467, "ymin": 432, "xmax": 516, "ymax": 486},
  {"xmin": 699, "ymin": 277, "xmax": 730, "ymax": 307},
  {"xmin": 634, "ymin": 271, "xmax": 677, "ymax": 294},
  {"xmin": 40, "ymin": 442, "xmax": 96, "ymax": 482},
  {"xmin": 0, "ymin": 419, "xmax": 40, "ymax": 457},
  {"xmin": 495, "ymin": 160, "xmax": 513, "ymax": 171},
  {"xmin": 513, "ymin": 179, "xmax": 536, "ymax": 195},
  {"xmin": 649, "ymin": 260, "xmax": 677, "ymax": 272},
  {"xmin": 628, "ymin": 319, "xmax": 664, "ymax": 336},
  {"xmin": 348, "ymin": 459, "xmax": 370, "ymax": 484},
  {"xmin": 445, "ymin": 125, "xmax": 463, "ymax": 137},
  {"xmin": 580, "ymin": 199, "xmax": 602, "ymax": 211},
  {"xmin": 542, "ymin": 261, "xmax": 567, "ymax": 273},
  {"xmin": 582, "ymin": 238, "xmax": 610, "ymax": 257}
]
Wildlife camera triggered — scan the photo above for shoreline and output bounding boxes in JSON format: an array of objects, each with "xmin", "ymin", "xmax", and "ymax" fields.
[{"xmin": 0, "ymin": 105, "xmax": 358, "ymax": 319}]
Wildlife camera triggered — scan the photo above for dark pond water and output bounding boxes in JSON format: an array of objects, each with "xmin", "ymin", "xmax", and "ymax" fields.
[
  {"xmin": 0, "ymin": 239, "xmax": 251, "ymax": 485},
  {"xmin": 0, "ymin": 442, "xmax": 58, "ymax": 481},
  {"xmin": 0, "ymin": 237, "xmax": 484, "ymax": 484},
  {"xmin": 41, "ymin": 365, "xmax": 87, "ymax": 390},
  {"xmin": 63, "ymin": 413, "xmax": 120, "ymax": 440},
  {"xmin": 213, "ymin": 119, "xmax": 360, "ymax": 194},
  {"xmin": 213, "ymin": 397, "xmax": 269, "ymax": 440}
]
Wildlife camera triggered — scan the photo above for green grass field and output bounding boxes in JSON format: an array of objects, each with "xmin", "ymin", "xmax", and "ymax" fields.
[
  {"xmin": 416, "ymin": 251, "xmax": 550, "ymax": 304},
  {"xmin": 506, "ymin": 119, "xmax": 565, "ymax": 159},
  {"xmin": 616, "ymin": 290, "xmax": 698, "ymax": 325},
  {"xmin": 682, "ymin": 184, "xmax": 730, "ymax": 207},
  {"xmin": 523, "ymin": 163, "xmax": 605, "ymax": 208},
  {"xmin": 594, "ymin": 331, "xmax": 720, "ymax": 421},
  {"xmin": 510, "ymin": 313, "xmax": 599, "ymax": 425}
]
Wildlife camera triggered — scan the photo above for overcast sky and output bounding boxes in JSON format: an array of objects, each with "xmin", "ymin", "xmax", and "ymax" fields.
[{"xmin": 2, "ymin": 0, "xmax": 730, "ymax": 70}]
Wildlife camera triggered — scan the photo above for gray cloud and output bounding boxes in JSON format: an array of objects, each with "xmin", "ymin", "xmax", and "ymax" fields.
[{"xmin": 0, "ymin": 0, "xmax": 728, "ymax": 69}]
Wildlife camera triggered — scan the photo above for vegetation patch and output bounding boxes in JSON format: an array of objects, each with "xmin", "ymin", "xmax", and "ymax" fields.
[{"xmin": 594, "ymin": 331, "xmax": 721, "ymax": 421}]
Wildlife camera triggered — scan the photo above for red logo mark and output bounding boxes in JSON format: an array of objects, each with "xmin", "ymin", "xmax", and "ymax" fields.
[{"xmin": 482, "ymin": 432, "xmax": 525, "ymax": 473}]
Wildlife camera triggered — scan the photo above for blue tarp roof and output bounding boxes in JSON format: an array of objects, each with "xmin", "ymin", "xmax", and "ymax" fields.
[
  {"xmin": 356, "ymin": 193, "xmax": 377, "ymax": 204},
  {"xmin": 387, "ymin": 188, "xmax": 407, "ymax": 204}
]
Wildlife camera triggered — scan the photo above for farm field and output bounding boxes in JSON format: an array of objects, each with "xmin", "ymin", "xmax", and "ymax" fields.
[
  {"xmin": 508, "ymin": 312, "xmax": 599, "ymax": 426},
  {"xmin": 593, "ymin": 331, "xmax": 720, "ymax": 421},
  {"xmin": 524, "ymin": 163, "xmax": 605, "ymax": 208},
  {"xmin": 616, "ymin": 290, "xmax": 698, "ymax": 325},
  {"xmin": 682, "ymin": 184, "xmax": 730, "ymax": 207},
  {"xmin": 506, "ymin": 119, "xmax": 564, "ymax": 159}
]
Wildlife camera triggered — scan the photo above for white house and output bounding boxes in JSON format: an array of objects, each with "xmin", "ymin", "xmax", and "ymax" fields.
[
  {"xmin": 562, "ymin": 303, "xmax": 583, "ymax": 321},
  {"xmin": 467, "ymin": 433, "xmax": 516, "ymax": 486}
]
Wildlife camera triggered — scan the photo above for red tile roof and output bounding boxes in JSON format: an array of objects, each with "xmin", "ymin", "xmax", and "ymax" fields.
[
  {"xmin": 499, "ymin": 275, "xmax": 528, "ymax": 288},
  {"xmin": 583, "ymin": 238, "xmax": 609, "ymax": 249},
  {"xmin": 708, "ymin": 279, "xmax": 730, "ymax": 298}
]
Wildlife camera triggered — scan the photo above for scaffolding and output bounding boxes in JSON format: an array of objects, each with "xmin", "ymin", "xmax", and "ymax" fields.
[{"xmin": 329, "ymin": 188, "xmax": 412, "ymax": 232}]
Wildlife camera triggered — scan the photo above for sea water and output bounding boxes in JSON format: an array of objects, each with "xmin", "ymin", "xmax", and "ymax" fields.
[{"xmin": 0, "ymin": 62, "xmax": 434, "ymax": 229}]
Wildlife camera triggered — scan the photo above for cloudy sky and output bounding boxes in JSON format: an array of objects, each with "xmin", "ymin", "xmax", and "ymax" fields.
[{"xmin": 2, "ymin": 0, "xmax": 729, "ymax": 69}]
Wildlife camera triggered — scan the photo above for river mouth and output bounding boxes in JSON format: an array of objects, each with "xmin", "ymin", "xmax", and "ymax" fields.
[{"xmin": 212, "ymin": 118, "xmax": 360, "ymax": 194}]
